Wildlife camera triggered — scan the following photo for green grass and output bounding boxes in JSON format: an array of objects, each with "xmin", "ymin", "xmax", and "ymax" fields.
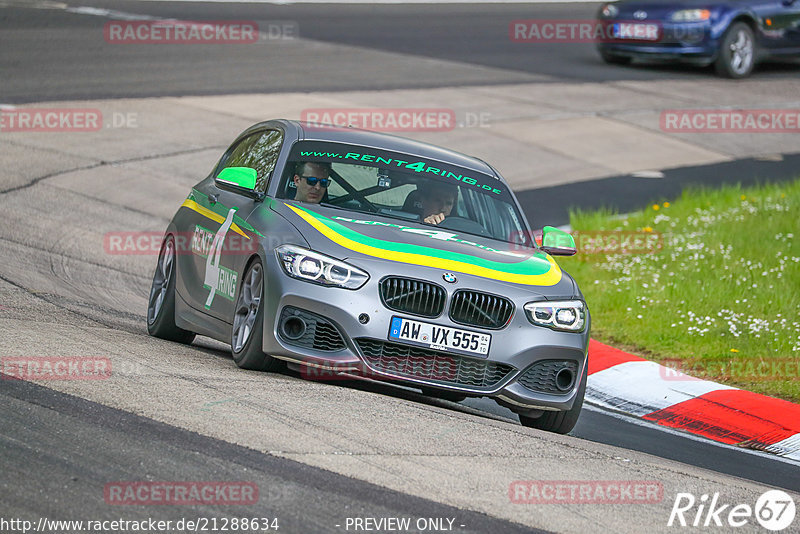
[{"xmin": 558, "ymin": 179, "xmax": 800, "ymax": 402}]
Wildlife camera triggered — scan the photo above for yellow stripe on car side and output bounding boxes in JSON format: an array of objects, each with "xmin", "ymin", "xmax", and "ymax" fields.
[
  {"xmin": 180, "ymin": 199, "xmax": 250, "ymax": 239},
  {"xmin": 286, "ymin": 204, "xmax": 562, "ymax": 286}
]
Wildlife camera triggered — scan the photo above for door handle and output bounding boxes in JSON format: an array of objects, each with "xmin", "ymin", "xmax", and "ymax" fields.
[{"xmin": 208, "ymin": 194, "xmax": 218, "ymax": 205}]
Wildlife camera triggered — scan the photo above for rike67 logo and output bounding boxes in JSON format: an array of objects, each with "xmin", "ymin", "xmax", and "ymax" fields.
[{"xmin": 668, "ymin": 490, "xmax": 796, "ymax": 531}]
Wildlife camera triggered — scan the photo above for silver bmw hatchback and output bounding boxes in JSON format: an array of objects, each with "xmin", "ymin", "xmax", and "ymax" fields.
[{"xmin": 147, "ymin": 119, "xmax": 590, "ymax": 434}]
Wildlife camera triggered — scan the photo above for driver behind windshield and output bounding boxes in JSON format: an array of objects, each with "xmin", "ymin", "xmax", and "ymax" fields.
[
  {"xmin": 292, "ymin": 161, "xmax": 331, "ymax": 204},
  {"xmin": 419, "ymin": 182, "xmax": 457, "ymax": 225}
]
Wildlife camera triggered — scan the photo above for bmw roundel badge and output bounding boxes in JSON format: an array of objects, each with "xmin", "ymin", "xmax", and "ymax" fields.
[{"xmin": 443, "ymin": 273, "xmax": 457, "ymax": 283}]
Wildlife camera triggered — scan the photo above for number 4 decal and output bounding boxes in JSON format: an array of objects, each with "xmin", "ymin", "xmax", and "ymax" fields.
[{"xmin": 204, "ymin": 208, "xmax": 237, "ymax": 308}]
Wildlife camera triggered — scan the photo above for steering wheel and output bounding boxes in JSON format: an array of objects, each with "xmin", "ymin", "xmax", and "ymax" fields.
[
  {"xmin": 355, "ymin": 193, "xmax": 380, "ymax": 213},
  {"xmin": 439, "ymin": 216, "xmax": 490, "ymax": 237},
  {"xmin": 329, "ymin": 192, "xmax": 379, "ymax": 213}
]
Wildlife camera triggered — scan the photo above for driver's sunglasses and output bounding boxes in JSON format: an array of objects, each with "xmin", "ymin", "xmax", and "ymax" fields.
[{"xmin": 301, "ymin": 175, "xmax": 330, "ymax": 188}]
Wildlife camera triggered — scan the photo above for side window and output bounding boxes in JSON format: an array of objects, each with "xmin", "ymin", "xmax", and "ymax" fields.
[{"xmin": 218, "ymin": 130, "xmax": 283, "ymax": 193}]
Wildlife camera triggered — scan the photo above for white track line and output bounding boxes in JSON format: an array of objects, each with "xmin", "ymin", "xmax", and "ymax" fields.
[{"xmin": 587, "ymin": 360, "xmax": 736, "ymax": 417}]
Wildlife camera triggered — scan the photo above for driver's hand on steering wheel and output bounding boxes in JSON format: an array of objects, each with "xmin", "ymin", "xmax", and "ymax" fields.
[{"xmin": 423, "ymin": 212, "xmax": 446, "ymax": 225}]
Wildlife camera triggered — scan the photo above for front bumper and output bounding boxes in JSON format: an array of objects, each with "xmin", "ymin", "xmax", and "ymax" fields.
[
  {"xmin": 260, "ymin": 254, "xmax": 590, "ymax": 415},
  {"xmin": 597, "ymin": 21, "xmax": 718, "ymax": 65}
]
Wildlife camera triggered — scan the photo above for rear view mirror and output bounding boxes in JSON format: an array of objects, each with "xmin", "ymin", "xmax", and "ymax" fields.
[
  {"xmin": 215, "ymin": 167, "xmax": 264, "ymax": 201},
  {"xmin": 540, "ymin": 226, "xmax": 576, "ymax": 256}
]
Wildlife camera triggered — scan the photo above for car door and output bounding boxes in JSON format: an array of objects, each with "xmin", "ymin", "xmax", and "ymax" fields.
[
  {"xmin": 779, "ymin": 0, "xmax": 800, "ymax": 50},
  {"xmin": 185, "ymin": 129, "xmax": 283, "ymax": 323}
]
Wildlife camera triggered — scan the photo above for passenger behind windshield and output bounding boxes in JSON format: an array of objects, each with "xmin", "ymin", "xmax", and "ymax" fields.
[{"xmin": 418, "ymin": 182, "xmax": 458, "ymax": 226}]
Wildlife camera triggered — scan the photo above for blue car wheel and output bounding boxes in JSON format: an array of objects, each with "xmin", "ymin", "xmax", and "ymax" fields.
[{"xmin": 715, "ymin": 22, "xmax": 756, "ymax": 78}]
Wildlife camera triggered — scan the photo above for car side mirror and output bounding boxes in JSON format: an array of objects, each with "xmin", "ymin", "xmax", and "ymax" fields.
[
  {"xmin": 215, "ymin": 167, "xmax": 265, "ymax": 201},
  {"xmin": 540, "ymin": 226, "xmax": 576, "ymax": 256}
]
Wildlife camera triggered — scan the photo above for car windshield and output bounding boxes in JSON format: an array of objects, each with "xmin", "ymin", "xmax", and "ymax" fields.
[{"xmin": 279, "ymin": 141, "xmax": 533, "ymax": 246}]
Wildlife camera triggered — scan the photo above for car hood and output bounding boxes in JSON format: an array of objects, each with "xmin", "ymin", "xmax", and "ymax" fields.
[
  {"xmin": 606, "ymin": 0, "xmax": 726, "ymax": 19},
  {"xmin": 273, "ymin": 201, "xmax": 574, "ymax": 293}
]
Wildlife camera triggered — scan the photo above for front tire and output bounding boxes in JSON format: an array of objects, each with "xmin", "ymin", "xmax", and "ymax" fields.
[
  {"xmin": 147, "ymin": 235, "xmax": 195, "ymax": 344},
  {"xmin": 715, "ymin": 22, "xmax": 755, "ymax": 78},
  {"xmin": 519, "ymin": 363, "xmax": 587, "ymax": 434},
  {"xmin": 231, "ymin": 258, "xmax": 282, "ymax": 371},
  {"xmin": 599, "ymin": 50, "xmax": 632, "ymax": 65}
]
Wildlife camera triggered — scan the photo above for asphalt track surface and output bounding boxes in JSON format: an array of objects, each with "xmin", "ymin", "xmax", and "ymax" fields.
[
  {"xmin": 0, "ymin": 377, "xmax": 540, "ymax": 534},
  {"xmin": 2, "ymin": 0, "xmax": 799, "ymax": 102},
  {"xmin": 1, "ymin": 1, "xmax": 800, "ymax": 532},
  {"xmin": 519, "ymin": 153, "xmax": 800, "ymax": 228}
]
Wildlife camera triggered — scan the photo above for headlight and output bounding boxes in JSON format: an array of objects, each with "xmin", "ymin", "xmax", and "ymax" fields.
[
  {"xmin": 670, "ymin": 9, "xmax": 710, "ymax": 22},
  {"xmin": 276, "ymin": 245, "xmax": 368, "ymax": 289},
  {"xmin": 600, "ymin": 3, "xmax": 619, "ymax": 17},
  {"xmin": 524, "ymin": 300, "xmax": 587, "ymax": 332}
]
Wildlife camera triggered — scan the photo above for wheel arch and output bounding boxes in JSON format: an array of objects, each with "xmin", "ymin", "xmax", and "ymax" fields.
[
  {"xmin": 233, "ymin": 250, "xmax": 268, "ymax": 319},
  {"xmin": 712, "ymin": 10, "xmax": 759, "ymax": 51},
  {"xmin": 731, "ymin": 13, "xmax": 759, "ymax": 37}
]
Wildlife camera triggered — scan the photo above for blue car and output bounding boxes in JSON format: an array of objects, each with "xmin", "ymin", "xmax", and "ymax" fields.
[{"xmin": 596, "ymin": 0, "xmax": 800, "ymax": 77}]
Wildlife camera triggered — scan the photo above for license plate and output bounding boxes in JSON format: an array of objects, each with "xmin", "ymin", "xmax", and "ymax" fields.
[
  {"xmin": 612, "ymin": 23, "xmax": 660, "ymax": 41},
  {"xmin": 388, "ymin": 317, "xmax": 491, "ymax": 357}
]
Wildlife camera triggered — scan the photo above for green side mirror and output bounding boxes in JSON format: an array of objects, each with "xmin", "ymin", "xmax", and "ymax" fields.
[
  {"xmin": 540, "ymin": 226, "xmax": 576, "ymax": 256},
  {"xmin": 215, "ymin": 167, "xmax": 264, "ymax": 201},
  {"xmin": 217, "ymin": 167, "xmax": 257, "ymax": 190}
]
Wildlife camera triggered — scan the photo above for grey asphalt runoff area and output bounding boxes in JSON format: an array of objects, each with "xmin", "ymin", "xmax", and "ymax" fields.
[
  {"xmin": 1, "ymin": 1, "xmax": 799, "ymax": 533},
  {"xmin": 0, "ymin": 377, "xmax": 542, "ymax": 534}
]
